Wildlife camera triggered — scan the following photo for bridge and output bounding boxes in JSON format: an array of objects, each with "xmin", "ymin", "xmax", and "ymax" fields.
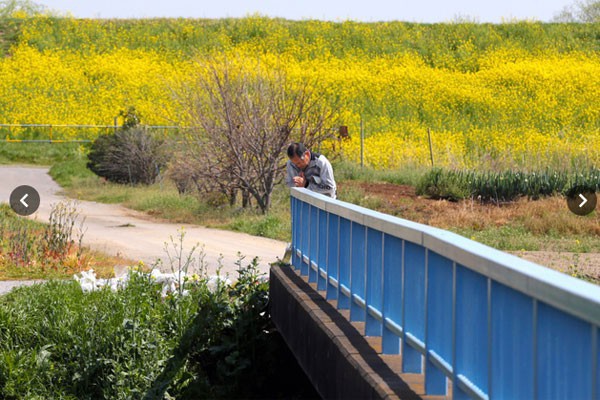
[{"xmin": 270, "ymin": 187, "xmax": 600, "ymax": 399}]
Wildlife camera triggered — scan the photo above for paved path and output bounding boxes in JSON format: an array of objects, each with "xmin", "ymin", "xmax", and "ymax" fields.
[{"xmin": 0, "ymin": 166, "xmax": 287, "ymax": 294}]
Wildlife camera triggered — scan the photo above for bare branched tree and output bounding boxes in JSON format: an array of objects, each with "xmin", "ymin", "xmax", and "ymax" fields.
[
  {"xmin": 174, "ymin": 56, "xmax": 338, "ymax": 213},
  {"xmin": 0, "ymin": 0, "xmax": 47, "ymax": 18},
  {"xmin": 554, "ymin": 0, "xmax": 600, "ymax": 22}
]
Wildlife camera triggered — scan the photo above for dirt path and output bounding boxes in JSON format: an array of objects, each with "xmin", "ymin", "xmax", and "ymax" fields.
[
  {"xmin": 0, "ymin": 166, "xmax": 287, "ymax": 280},
  {"xmin": 507, "ymin": 251, "xmax": 600, "ymax": 281}
]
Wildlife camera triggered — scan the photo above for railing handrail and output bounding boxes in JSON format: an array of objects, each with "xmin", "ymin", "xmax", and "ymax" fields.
[{"xmin": 291, "ymin": 187, "xmax": 600, "ymax": 327}]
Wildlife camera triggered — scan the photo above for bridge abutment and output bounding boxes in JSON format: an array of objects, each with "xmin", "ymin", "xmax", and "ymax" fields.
[{"xmin": 270, "ymin": 263, "xmax": 427, "ymax": 400}]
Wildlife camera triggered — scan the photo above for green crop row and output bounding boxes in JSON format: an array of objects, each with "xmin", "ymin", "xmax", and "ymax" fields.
[{"xmin": 417, "ymin": 167, "xmax": 600, "ymax": 202}]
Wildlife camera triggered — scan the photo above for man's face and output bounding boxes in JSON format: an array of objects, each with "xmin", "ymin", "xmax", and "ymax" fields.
[{"xmin": 290, "ymin": 151, "xmax": 310, "ymax": 170}]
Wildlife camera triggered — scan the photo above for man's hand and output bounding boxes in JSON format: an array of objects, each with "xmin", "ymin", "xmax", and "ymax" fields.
[
  {"xmin": 292, "ymin": 176, "xmax": 306, "ymax": 187},
  {"xmin": 293, "ymin": 173, "xmax": 306, "ymax": 187}
]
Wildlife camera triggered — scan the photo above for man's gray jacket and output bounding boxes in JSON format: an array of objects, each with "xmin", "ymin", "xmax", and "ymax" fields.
[{"xmin": 285, "ymin": 152, "xmax": 337, "ymax": 198}]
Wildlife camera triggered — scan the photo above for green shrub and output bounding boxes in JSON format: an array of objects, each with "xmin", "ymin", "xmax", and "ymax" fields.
[{"xmin": 416, "ymin": 168, "xmax": 470, "ymax": 201}]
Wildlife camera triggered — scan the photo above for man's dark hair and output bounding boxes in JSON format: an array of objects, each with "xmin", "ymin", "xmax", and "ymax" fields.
[{"xmin": 287, "ymin": 142, "xmax": 307, "ymax": 158}]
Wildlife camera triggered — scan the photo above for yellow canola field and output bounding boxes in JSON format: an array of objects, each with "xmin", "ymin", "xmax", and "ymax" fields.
[{"xmin": 0, "ymin": 41, "xmax": 598, "ymax": 170}]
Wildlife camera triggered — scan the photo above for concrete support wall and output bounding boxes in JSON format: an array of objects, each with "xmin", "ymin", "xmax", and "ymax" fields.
[{"xmin": 269, "ymin": 264, "xmax": 421, "ymax": 400}]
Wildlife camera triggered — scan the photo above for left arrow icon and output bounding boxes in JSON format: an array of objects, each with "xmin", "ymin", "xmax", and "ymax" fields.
[
  {"xmin": 20, "ymin": 193, "xmax": 29, "ymax": 208},
  {"xmin": 9, "ymin": 185, "xmax": 40, "ymax": 216}
]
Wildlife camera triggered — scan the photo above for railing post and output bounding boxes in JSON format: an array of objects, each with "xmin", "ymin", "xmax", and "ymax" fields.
[
  {"xmin": 382, "ymin": 235, "xmax": 402, "ymax": 354},
  {"xmin": 424, "ymin": 250, "xmax": 453, "ymax": 395},
  {"xmin": 337, "ymin": 217, "xmax": 351, "ymax": 310},
  {"xmin": 316, "ymin": 209, "xmax": 328, "ymax": 291},
  {"xmin": 308, "ymin": 205, "xmax": 318, "ymax": 283},
  {"xmin": 350, "ymin": 222, "xmax": 366, "ymax": 322},
  {"xmin": 301, "ymin": 201, "xmax": 309, "ymax": 276},
  {"xmin": 365, "ymin": 228, "xmax": 383, "ymax": 337},
  {"xmin": 325, "ymin": 213, "xmax": 339, "ymax": 301},
  {"xmin": 402, "ymin": 242, "xmax": 426, "ymax": 373}
]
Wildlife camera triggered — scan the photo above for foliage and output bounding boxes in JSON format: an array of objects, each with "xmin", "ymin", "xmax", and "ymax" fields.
[
  {"xmin": 417, "ymin": 167, "xmax": 600, "ymax": 202},
  {"xmin": 0, "ymin": 257, "xmax": 315, "ymax": 399},
  {"xmin": 416, "ymin": 168, "xmax": 470, "ymax": 201},
  {"xmin": 118, "ymin": 106, "xmax": 142, "ymax": 130},
  {"xmin": 86, "ymin": 127, "xmax": 166, "ymax": 185},
  {"xmin": 0, "ymin": 202, "xmax": 93, "ymax": 278}
]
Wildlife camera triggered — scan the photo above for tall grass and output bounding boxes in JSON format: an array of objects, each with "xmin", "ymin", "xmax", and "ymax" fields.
[{"xmin": 0, "ymin": 203, "xmax": 118, "ymax": 279}]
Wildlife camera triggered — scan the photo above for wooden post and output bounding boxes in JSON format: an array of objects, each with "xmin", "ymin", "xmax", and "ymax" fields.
[
  {"xmin": 360, "ymin": 116, "xmax": 364, "ymax": 168},
  {"xmin": 427, "ymin": 127, "xmax": 434, "ymax": 167}
]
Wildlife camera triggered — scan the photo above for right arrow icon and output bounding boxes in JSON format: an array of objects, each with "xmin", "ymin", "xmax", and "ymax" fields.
[
  {"xmin": 579, "ymin": 193, "xmax": 588, "ymax": 208},
  {"xmin": 567, "ymin": 191, "xmax": 597, "ymax": 216}
]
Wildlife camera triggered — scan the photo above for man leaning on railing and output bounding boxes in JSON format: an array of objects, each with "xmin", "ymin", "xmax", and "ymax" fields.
[{"xmin": 285, "ymin": 142, "xmax": 337, "ymax": 199}]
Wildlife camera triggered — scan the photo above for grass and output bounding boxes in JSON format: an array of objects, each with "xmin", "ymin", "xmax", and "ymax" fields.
[
  {"xmin": 0, "ymin": 203, "xmax": 129, "ymax": 280},
  {"xmin": 0, "ymin": 142, "xmax": 89, "ymax": 165},
  {"xmin": 453, "ymin": 225, "xmax": 600, "ymax": 253},
  {"xmin": 333, "ymin": 160, "xmax": 426, "ymax": 187}
]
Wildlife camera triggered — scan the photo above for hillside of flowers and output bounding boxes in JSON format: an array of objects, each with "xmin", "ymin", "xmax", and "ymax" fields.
[{"xmin": 1, "ymin": 16, "xmax": 599, "ymax": 170}]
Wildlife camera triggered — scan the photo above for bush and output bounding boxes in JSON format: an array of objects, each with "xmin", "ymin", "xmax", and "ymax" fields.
[
  {"xmin": 416, "ymin": 168, "xmax": 470, "ymax": 201},
  {"xmin": 0, "ymin": 259, "xmax": 316, "ymax": 399},
  {"xmin": 86, "ymin": 128, "xmax": 166, "ymax": 185}
]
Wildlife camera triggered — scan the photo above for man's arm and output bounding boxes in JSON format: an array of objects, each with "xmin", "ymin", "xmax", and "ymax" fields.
[
  {"xmin": 310, "ymin": 156, "xmax": 336, "ymax": 197},
  {"xmin": 285, "ymin": 161, "xmax": 297, "ymax": 188}
]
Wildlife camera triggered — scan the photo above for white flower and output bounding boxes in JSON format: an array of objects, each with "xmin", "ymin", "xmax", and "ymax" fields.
[
  {"xmin": 79, "ymin": 281, "xmax": 95, "ymax": 293},
  {"xmin": 74, "ymin": 267, "xmax": 197, "ymax": 298},
  {"xmin": 151, "ymin": 268, "xmax": 177, "ymax": 284},
  {"xmin": 207, "ymin": 275, "xmax": 231, "ymax": 293},
  {"xmin": 74, "ymin": 269, "xmax": 98, "ymax": 292},
  {"xmin": 161, "ymin": 281, "xmax": 177, "ymax": 298}
]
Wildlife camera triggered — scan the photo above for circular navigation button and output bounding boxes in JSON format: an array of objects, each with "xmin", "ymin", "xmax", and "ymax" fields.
[
  {"xmin": 567, "ymin": 191, "xmax": 597, "ymax": 216},
  {"xmin": 9, "ymin": 185, "xmax": 40, "ymax": 216}
]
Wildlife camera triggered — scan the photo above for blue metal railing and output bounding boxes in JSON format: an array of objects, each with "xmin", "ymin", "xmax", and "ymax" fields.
[{"xmin": 290, "ymin": 187, "xmax": 600, "ymax": 400}]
